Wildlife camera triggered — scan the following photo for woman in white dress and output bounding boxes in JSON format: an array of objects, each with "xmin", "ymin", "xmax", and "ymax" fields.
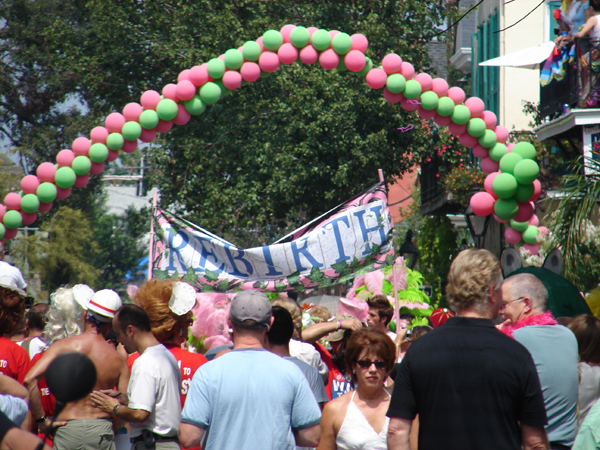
[{"xmin": 317, "ymin": 328, "xmax": 396, "ymax": 450}]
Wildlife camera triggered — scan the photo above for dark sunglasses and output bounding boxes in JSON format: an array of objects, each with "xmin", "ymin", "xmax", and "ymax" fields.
[{"xmin": 357, "ymin": 359, "xmax": 386, "ymax": 369}]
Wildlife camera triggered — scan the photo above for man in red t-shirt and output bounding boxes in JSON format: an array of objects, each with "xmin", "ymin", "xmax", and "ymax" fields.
[{"xmin": 0, "ymin": 278, "xmax": 30, "ymax": 384}]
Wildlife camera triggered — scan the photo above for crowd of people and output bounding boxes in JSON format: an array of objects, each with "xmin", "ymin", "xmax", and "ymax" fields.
[{"xmin": 0, "ymin": 247, "xmax": 598, "ymax": 449}]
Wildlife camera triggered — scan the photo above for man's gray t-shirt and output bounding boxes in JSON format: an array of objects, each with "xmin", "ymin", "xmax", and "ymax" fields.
[{"xmin": 284, "ymin": 356, "xmax": 328, "ymax": 404}]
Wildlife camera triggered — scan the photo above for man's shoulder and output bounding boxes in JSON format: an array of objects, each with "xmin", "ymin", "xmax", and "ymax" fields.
[{"xmin": 285, "ymin": 356, "xmax": 319, "ymax": 377}]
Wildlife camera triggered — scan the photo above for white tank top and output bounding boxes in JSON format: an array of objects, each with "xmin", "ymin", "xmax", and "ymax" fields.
[
  {"xmin": 335, "ymin": 390, "xmax": 391, "ymax": 450},
  {"xmin": 591, "ymin": 14, "xmax": 600, "ymax": 42}
]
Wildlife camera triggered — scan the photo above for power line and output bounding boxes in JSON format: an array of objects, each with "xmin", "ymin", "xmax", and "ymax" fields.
[
  {"xmin": 429, "ymin": 0, "xmax": 486, "ymax": 39},
  {"xmin": 494, "ymin": 0, "xmax": 545, "ymax": 33}
]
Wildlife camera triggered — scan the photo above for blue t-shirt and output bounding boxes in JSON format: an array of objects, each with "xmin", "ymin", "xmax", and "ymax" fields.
[
  {"xmin": 513, "ymin": 325, "xmax": 578, "ymax": 446},
  {"xmin": 182, "ymin": 348, "xmax": 321, "ymax": 450}
]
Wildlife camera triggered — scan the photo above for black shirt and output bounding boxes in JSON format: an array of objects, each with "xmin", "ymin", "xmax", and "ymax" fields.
[{"xmin": 387, "ymin": 317, "xmax": 547, "ymax": 450}]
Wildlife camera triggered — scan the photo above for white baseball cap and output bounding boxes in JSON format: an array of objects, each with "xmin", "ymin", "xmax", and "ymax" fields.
[{"xmin": 87, "ymin": 289, "xmax": 122, "ymax": 322}]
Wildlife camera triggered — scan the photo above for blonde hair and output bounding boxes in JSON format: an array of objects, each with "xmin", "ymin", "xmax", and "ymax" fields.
[
  {"xmin": 272, "ymin": 297, "xmax": 303, "ymax": 340},
  {"xmin": 43, "ymin": 287, "xmax": 85, "ymax": 347},
  {"xmin": 446, "ymin": 249, "xmax": 502, "ymax": 313}
]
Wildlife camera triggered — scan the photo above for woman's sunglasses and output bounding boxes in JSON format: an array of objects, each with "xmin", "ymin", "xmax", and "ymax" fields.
[{"xmin": 357, "ymin": 359, "xmax": 386, "ymax": 369}]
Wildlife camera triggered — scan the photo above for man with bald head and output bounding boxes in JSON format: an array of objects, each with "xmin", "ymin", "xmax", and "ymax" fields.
[{"xmin": 500, "ymin": 273, "xmax": 578, "ymax": 450}]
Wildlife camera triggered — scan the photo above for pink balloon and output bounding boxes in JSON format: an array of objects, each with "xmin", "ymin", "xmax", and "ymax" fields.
[
  {"xmin": 0, "ymin": 205, "xmax": 5, "ymax": 220},
  {"xmin": 56, "ymin": 150, "xmax": 75, "ymax": 168},
  {"xmin": 538, "ymin": 226, "xmax": 549, "ymax": 236},
  {"xmin": 400, "ymin": 62, "xmax": 415, "ymax": 80},
  {"xmin": 176, "ymin": 80, "xmax": 197, "ymax": 101},
  {"xmin": 21, "ymin": 212, "xmax": 37, "ymax": 226},
  {"xmin": 307, "ymin": 27, "xmax": 318, "ymax": 36},
  {"xmin": 484, "ymin": 172, "xmax": 500, "ymax": 198},
  {"xmin": 256, "ymin": 37, "xmax": 265, "ymax": 52},
  {"xmin": 350, "ymin": 34, "xmax": 369, "ymax": 52},
  {"xmin": 531, "ymin": 179, "xmax": 542, "ymax": 202},
  {"xmin": 156, "ymin": 120, "xmax": 173, "ymax": 133},
  {"xmin": 173, "ymin": 104, "xmax": 191, "ymax": 126},
  {"xmin": 481, "ymin": 156, "xmax": 500, "ymax": 173},
  {"xmin": 21, "ymin": 175, "xmax": 40, "ymax": 195},
  {"xmin": 162, "ymin": 84, "xmax": 179, "ymax": 101},
  {"xmin": 522, "ymin": 243, "xmax": 540, "ymax": 255},
  {"xmin": 529, "ymin": 214, "xmax": 540, "ymax": 226},
  {"xmin": 106, "ymin": 150, "xmax": 119, "ymax": 162},
  {"xmin": 493, "ymin": 125, "xmax": 509, "ymax": 143},
  {"xmin": 72, "ymin": 137, "xmax": 92, "ymax": 157},
  {"xmin": 514, "ymin": 202, "xmax": 534, "ymax": 222},
  {"xmin": 447, "ymin": 86, "xmax": 466, "ymax": 105},
  {"xmin": 400, "ymin": 97, "xmax": 419, "ymax": 112},
  {"xmin": 277, "ymin": 43, "xmax": 298, "ymax": 64},
  {"xmin": 472, "ymin": 144, "xmax": 489, "ymax": 159},
  {"xmin": 470, "ymin": 191, "xmax": 496, "ymax": 216},
  {"xmin": 465, "ymin": 97, "xmax": 485, "ymax": 117},
  {"xmin": 365, "ymin": 68, "xmax": 387, "ymax": 89},
  {"xmin": 37, "ymin": 162, "xmax": 57, "ymax": 183},
  {"xmin": 506, "ymin": 143, "xmax": 515, "ymax": 152},
  {"xmin": 3, "ymin": 228, "xmax": 18, "ymax": 241},
  {"xmin": 299, "ymin": 45, "xmax": 319, "ymax": 65},
  {"xmin": 140, "ymin": 90, "xmax": 162, "ymax": 110},
  {"xmin": 433, "ymin": 114, "xmax": 452, "ymax": 126},
  {"xmin": 218, "ymin": 54, "xmax": 225, "ymax": 62},
  {"xmin": 414, "ymin": 73, "xmax": 433, "ymax": 91},
  {"xmin": 448, "ymin": 122, "xmax": 467, "ymax": 136},
  {"xmin": 319, "ymin": 49, "xmax": 339, "ymax": 71},
  {"xmin": 123, "ymin": 103, "xmax": 143, "ymax": 122},
  {"xmin": 140, "ymin": 128, "xmax": 157, "ymax": 143},
  {"xmin": 280, "ymin": 24, "xmax": 296, "ymax": 43},
  {"xmin": 494, "ymin": 214, "xmax": 509, "ymax": 224},
  {"xmin": 259, "ymin": 51, "xmax": 280, "ymax": 72},
  {"xmin": 459, "ymin": 132, "xmax": 479, "ymax": 148},
  {"xmin": 4, "ymin": 193, "xmax": 21, "ymax": 210},
  {"xmin": 90, "ymin": 126, "xmax": 109, "ymax": 144},
  {"xmin": 383, "ymin": 88, "xmax": 403, "ymax": 104},
  {"xmin": 417, "ymin": 106, "xmax": 436, "ymax": 119},
  {"xmin": 240, "ymin": 62, "xmax": 261, "ymax": 81},
  {"xmin": 90, "ymin": 162, "xmax": 105, "ymax": 175},
  {"xmin": 56, "ymin": 187, "xmax": 71, "ymax": 200},
  {"xmin": 344, "ymin": 50, "xmax": 366, "ymax": 72},
  {"xmin": 105, "ymin": 113, "xmax": 126, "ymax": 134},
  {"xmin": 178, "ymin": 69, "xmax": 190, "ymax": 82},
  {"xmin": 431, "ymin": 78, "xmax": 449, "ymax": 97},
  {"xmin": 121, "ymin": 140, "xmax": 138, "ymax": 153},
  {"xmin": 382, "ymin": 54, "xmax": 402, "ymax": 74},
  {"xmin": 37, "ymin": 202, "xmax": 53, "ymax": 213},
  {"xmin": 189, "ymin": 64, "xmax": 212, "ymax": 87},
  {"xmin": 73, "ymin": 174, "xmax": 90, "ymax": 188},
  {"xmin": 222, "ymin": 71, "xmax": 242, "ymax": 89},
  {"xmin": 482, "ymin": 111, "xmax": 497, "ymax": 129},
  {"xmin": 505, "ymin": 227, "xmax": 523, "ymax": 244}
]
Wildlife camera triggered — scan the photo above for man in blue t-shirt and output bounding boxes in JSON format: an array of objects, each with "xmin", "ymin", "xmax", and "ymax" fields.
[{"xmin": 178, "ymin": 291, "xmax": 322, "ymax": 450}]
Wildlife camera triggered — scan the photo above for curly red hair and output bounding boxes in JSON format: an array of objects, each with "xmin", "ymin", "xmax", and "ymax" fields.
[{"xmin": 0, "ymin": 287, "xmax": 25, "ymax": 336}]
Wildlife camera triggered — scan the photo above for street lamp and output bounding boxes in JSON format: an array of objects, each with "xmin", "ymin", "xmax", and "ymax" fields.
[
  {"xmin": 464, "ymin": 206, "xmax": 490, "ymax": 248},
  {"xmin": 399, "ymin": 229, "xmax": 419, "ymax": 269}
]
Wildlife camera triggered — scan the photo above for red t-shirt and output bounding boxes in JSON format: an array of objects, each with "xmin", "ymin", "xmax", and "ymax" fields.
[
  {"xmin": 314, "ymin": 342, "xmax": 355, "ymax": 400},
  {"xmin": 30, "ymin": 352, "xmax": 56, "ymax": 417},
  {"xmin": 0, "ymin": 337, "xmax": 30, "ymax": 384}
]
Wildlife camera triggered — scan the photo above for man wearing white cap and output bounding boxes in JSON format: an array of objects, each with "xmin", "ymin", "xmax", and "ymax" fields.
[
  {"xmin": 178, "ymin": 290, "xmax": 322, "ymax": 450},
  {"xmin": 25, "ymin": 289, "xmax": 130, "ymax": 450}
]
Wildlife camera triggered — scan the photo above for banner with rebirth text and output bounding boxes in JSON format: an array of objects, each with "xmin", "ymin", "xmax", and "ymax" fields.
[{"xmin": 152, "ymin": 182, "xmax": 394, "ymax": 293}]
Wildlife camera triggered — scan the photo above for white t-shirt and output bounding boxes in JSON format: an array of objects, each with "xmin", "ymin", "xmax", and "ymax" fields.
[
  {"xmin": 128, "ymin": 344, "xmax": 182, "ymax": 438},
  {"xmin": 289, "ymin": 339, "xmax": 329, "ymax": 384},
  {"xmin": 18, "ymin": 337, "xmax": 45, "ymax": 360},
  {"xmin": 0, "ymin": 262, "xmax": 27, "ymax": 290}
]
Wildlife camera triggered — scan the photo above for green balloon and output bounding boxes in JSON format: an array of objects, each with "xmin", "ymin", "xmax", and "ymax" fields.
[
  {"xmin": 489, "ymin": 143, "xmax": 508, "ymax": 162},
  {"xmin": 185, "ymin": 96, "xmax": 206, "ymax": 115},
  {"xmin": 499, "ymin": 153, "xmax": 523, "ymax": 174},
  {"xmin": 36, "ymin": 182, "xmax": 57, "ymax": 203},
  {"xmin": 200, "ymin": 82, "xmax": 221, "ymax": 104},
  {"xmin": 332, "ymin": 33, "xmax": 352, "ymax": 55},
  {"xmin": 514, "ymin": 183, "xmax": 535, "ymax": 203},
  {"xmin": 479, "ymin": 130, "xmax": 497, "ymax": 148},
  {"xmin": 450, "ymin": 105, "xmax": 471, "ymax": 125},
  {"xmin": 0, "ymin": 224, "xmax": 5, "ymax": 239},
  {"xmin": 420, "ymin": 91, "xmax": 439, "ymax": 110},
  {"xmin": 207, "ymin": 58, "xmax": 226, "ymax": 79},
  {"xmin": 213, "ymin": 80, "xmax": 231, "ymax": 96},
  {"xmin": 336, "ymin": 59, "xmax": 348, "ymax": 72},
  {"xmin": 3, "ymin": 210, "xmax": 22, "ymax": 229},
  {"xmin": 21, "ymin": 194, "xmax": 39, "ymax": 213},
  {"xmin": 106, "ymin": 133, "xmax": 124, "ymax": 150},
  {"xmin": 262, "ymin": 30, "xmax": 283, "ymax": 51},
  {"xmin": 72, "ymin": 156, "xmax": 92, "ymax": 176},
  {"xmin": 512, "ymin": 141, "xmax": 537, "ymax": 160},
  {"xmin": 436, "ymin": 97, "xmax": 455, "ymax": 117},
  {"xmin": 510, "ymin": 219, "xmax": 529, "ymax": 232},
  {"xmin": 311, "ymin": 29, "xmax": 331, "ymax": 51},
  {"xmin": 403, "ymin": 80, "xmax": 422, "ymax": 100},
  {"xmin": 492, "ymin": 173, "xmax": 518, "ymax": 199},
  {"xmin": 386, "ymin": 74, "xmax": 406, "ymax": 94},
  {"xmin": 55, "ymin": 167, "xmax": 76, "ymax": 188},
  {"xmin": 156, "ymin": 99, "xmax": 179, "ymax": 121},
  {"xmin": 357, "ymin": 57, "xmax": 373, "ymax": 77},
  {"xmin": 514, "ymin": 159, "xmax": 540, "ymax": 184},
  {"xmin": 224, "ymin": 49, "xmax": 244, "ymax": 70},
  {"xmin": 522, "ymin": 225, "xmax": 540, "ymax": 244},
  {"xmin": 89, "ymin": 143, "xmax": 109, "ymax": 163},
  {"xmin": 466, "ymin": 118, "xmax": 486, "ymax": 138},
  {"xmin": 290, "ymin": 26, "xmax": 310, "ymax": 48},
  {"xmin": 242, "ymin": 41, "xmax": 262, "ymax": 61},
  {"xmin": 494, "ymin": 198, "xmax": 519, "ymax": 221},
  {"xmin": 139, "ymin": 110, "xmax": 159, "ymax": 130},
  {"xmin": 122, "ymin": 121, "xmax": 142, "ymax": 141}
]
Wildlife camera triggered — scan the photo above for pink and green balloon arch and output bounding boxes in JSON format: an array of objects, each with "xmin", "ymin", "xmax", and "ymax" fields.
[{"xmin": 0, "ymin": 25, "xmax": 545, "ymax": 254}]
